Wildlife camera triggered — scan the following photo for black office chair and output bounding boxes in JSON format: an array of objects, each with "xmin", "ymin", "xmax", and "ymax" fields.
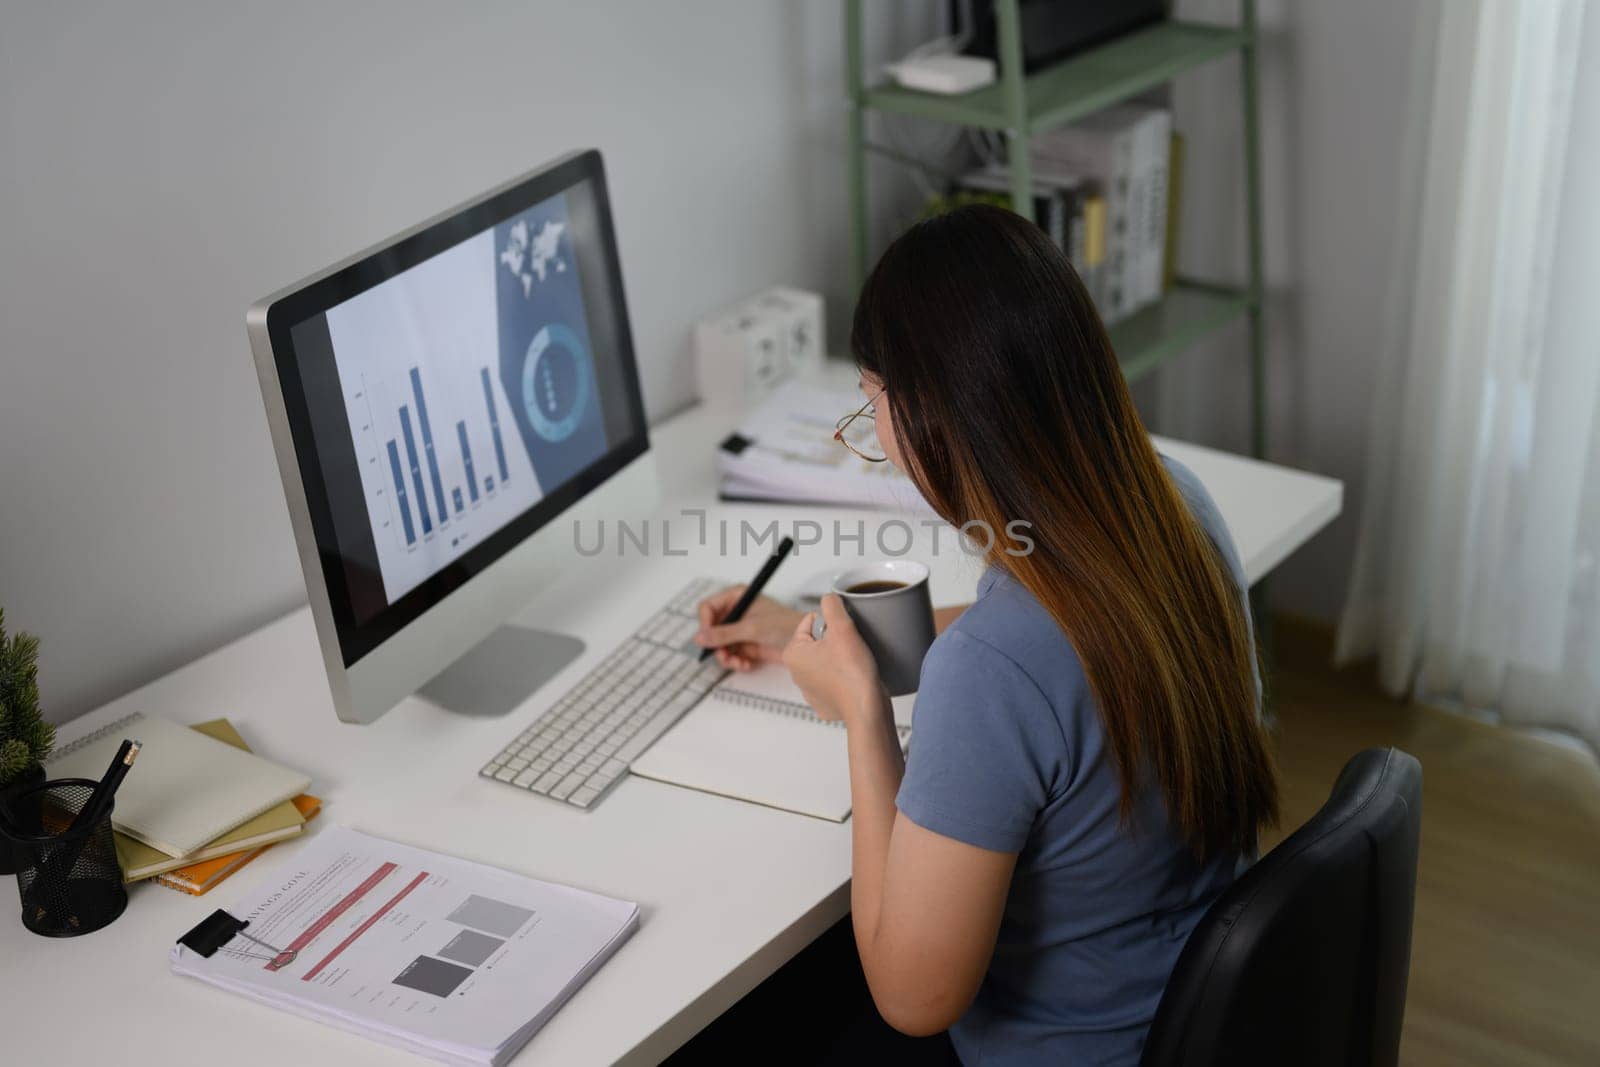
[{"xmin": 1141, "ymin": 747, "xmax": 1423, "ymax": 1067}]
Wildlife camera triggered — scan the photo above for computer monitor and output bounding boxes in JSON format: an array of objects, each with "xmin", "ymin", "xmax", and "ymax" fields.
[{"xmin": 248, "ymin": 150, "xmax": 653, "ymax": 724}]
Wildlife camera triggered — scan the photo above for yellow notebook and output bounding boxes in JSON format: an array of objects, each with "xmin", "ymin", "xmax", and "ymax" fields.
[
  {"xmin": 114, "ymin": 720, "xmax": 308, "ymax": 882},
  {"xmin": 155, "ymin": 793, "xmax": 322, "ymax": 895}
]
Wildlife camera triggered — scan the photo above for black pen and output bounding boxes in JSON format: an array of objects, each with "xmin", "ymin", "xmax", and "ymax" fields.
[
  {"xmin": 700, "ymin": 536, "xmax": 797, "ymax": 661},
  {"xmin": 69, "ymin": 738, "xmax": 141, "ymax": 835}
]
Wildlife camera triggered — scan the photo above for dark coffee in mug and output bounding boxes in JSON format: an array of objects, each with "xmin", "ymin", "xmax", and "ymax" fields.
[
  {"xmin": 819, "ymin": 560, "xmax": 936, "ymax": 696},
  {"xmin": 844, "ymin": 580, "xmax": 908, "ymax": 594}
]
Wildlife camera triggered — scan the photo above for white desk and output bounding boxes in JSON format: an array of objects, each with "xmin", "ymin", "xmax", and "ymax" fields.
[{"xmin": 0, "ymin": 399, "xmax": 1341, "ymax": 1066}]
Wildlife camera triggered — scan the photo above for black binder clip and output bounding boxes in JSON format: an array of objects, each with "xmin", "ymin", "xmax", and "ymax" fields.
[{"xmin": 178, "ymin": 909, "xmax": 297, "ymax": 965}]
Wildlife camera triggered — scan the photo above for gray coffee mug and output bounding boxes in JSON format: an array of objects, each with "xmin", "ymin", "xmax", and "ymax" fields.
[{"xmin": 810, "ymin": 560, "xmax": 936, "ymax": 696}]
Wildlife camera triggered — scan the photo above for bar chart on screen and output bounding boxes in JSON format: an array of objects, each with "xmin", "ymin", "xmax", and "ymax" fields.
[
  {"xmin": 351, "ymin": 356, "xmax": 544, "ymax": 602},
  {"xmin": 323, "ymin": 226, "xmax": 547, "ymax": 604},
  {"xmin": 374, "ymin": 366, "xmax": 510, "ymax": 545}
]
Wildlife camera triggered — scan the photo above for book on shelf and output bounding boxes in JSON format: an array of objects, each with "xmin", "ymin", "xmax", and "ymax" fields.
[
  {"xmin": 1027, "ymin": 158, "xmax": 1094, "ymax": 290},
  {"xmin": 950, "ymin": 166, "xmax": 1075, "ymax": 252},
  {"xmin": 1065, "ymin": 185, "xmax": 1088, "ymax": 281},
  {"xmin": 1164, "ymin": 130, "xmax": 1185, "ymax": 292},
  {"xmin": 936, "ymin": 110, "xmax": 1172, "ymax": 325},
  {"xmin": 1082, "ymin": 194, "xmax": 1108, "ymax": 310},
  {"xmin": 1033, "ymin": 104, "xmax": 1172, "ymax": 322},
  {"xmin": 1033, "ymin": 107, "xmax": 1138, "ymax": 320},
  {"xmin": 1135, "ymin": 107, "xmax": 1173, "ymax": 306},
  {"xmin": 951, "ymin": 164, "xmax": 1090, "ymax": 277}
]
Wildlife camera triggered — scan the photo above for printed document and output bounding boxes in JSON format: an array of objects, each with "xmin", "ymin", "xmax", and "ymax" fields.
[{"xmin": 171, "ymin": 826, "xmax": 638, "ymax": 1065}]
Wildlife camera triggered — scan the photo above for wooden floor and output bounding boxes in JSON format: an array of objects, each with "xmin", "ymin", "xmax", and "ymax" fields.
[{"xmin": 1269, "ymin": 622, "xmax": 1600, "ymax": 1066}]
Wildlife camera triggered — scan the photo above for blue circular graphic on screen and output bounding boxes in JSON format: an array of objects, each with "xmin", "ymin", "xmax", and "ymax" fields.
[{"xmin": 520, "ymin": 323, "xmax": 592, "ymax": 443}]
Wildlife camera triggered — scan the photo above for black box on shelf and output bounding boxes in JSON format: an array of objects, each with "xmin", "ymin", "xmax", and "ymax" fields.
[{"xmin": 957, "ymin": 0, "xmax": 1168, "ymax": 75}]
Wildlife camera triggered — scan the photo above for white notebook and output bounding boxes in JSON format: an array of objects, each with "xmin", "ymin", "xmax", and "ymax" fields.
[
  {"xmin": 629, "ymin": 665, "xmax": 913, "ymax": 822},
  {"xmin": 47, "ymin": 712, "xmax": 311, "ymax": 858}
]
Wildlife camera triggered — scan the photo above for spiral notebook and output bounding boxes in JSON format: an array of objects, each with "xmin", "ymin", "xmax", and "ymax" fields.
[
  {"xmin": 46, "ymin": 712, "xmax": 312, "ymax": 859},
  {"xmin": 628, "ymin": 665, "xmax": 913, "ymax": 822}
]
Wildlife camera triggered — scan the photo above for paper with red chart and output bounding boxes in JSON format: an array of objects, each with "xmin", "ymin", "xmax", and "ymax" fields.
[{"xmin": 170, "ymin": 826, "xmax": 639, "ymax": 1066}]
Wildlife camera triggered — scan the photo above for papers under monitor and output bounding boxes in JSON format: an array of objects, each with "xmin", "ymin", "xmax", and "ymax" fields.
[{"xmin": 717, "ymin": 382, "xmax": 935, "ymax": 513}]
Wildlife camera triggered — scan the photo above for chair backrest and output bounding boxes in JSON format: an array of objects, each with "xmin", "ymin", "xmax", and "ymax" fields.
[{"xmin": 1141, "ymin": 747, "xmax": 1423, "ymax": 1067}]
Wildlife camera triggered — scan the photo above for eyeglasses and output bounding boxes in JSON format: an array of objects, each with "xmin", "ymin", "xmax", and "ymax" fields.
[{"xmin": 833, "ymin": 389, "xmax": 888, "ymax": 463}]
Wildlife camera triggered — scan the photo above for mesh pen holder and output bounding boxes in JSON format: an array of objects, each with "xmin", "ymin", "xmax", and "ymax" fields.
[{"xmin": 1, "ymin": 777, "xmax": 128, "ymax": 937}]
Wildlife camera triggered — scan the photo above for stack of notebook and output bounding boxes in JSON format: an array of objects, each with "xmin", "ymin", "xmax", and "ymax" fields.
[{"xmin": 45, "ymin": 712, "xmax": 319, "ymax": 895}]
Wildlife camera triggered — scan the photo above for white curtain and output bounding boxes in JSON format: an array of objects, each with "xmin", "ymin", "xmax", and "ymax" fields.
[{"xmin": 1337, "ymin": 0, "xmax": 1600, "ymax": 751}]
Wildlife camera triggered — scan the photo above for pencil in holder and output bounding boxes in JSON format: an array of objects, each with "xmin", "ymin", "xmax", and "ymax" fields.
[{"xmin": 1, "ymin": 777, "xmax": 127, "ymax": 937}]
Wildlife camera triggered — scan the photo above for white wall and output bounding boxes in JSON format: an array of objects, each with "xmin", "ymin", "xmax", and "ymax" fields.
[
  {"xmin": 0, "ymin": 0, "xmax": 939, "ymax": 724},
  {"xmin": 1272, "ymin": 0, "xmax": 1424, "ymax": 622},
  {"xmin": 1, "ymin": 0, "xmax": 1432, "ymax": 723},
  {"xmin": 1148, "ymin": 0, "xmax": 1424, "ymax": 623}
]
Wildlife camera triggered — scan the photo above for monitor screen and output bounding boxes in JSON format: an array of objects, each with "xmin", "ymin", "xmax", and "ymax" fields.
[{"xmin": 262, "ymin": 153, "xmax": 647, "ymax": 667}]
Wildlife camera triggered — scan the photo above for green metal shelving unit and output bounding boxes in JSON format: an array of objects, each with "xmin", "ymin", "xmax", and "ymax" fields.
[{"xmin": 844, "ymin": 0, "xmax": 1268, "ymax": 460}]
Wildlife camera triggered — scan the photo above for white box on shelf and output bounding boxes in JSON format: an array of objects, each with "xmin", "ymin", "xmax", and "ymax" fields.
[
  {"xmin": 694, "ymin": 286, "xmax": 825, "ymax": 411},
  {"xmin": 884, "ymin": 54, "xmax": 996, "ymax": 95}
]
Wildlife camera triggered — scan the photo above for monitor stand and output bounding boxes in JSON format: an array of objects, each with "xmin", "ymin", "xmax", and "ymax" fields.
[{"xmin": 417, "ymin": 625, "xmax": 585, "ymax": 718}]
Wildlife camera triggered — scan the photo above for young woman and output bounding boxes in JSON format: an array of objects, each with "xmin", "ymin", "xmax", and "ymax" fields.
[{"xmin": 694, "ymin": 205, "xmax": 1279, "ymax": 1065}]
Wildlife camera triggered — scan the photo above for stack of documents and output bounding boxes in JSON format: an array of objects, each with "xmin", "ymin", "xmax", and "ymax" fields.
[
  {"xmin": 171, "ymin": 826, "xmax": 639, "ymax": 1065},
  {"xmin": 717, "ymin": 381, "xmax": 934, "ymax": 513}
]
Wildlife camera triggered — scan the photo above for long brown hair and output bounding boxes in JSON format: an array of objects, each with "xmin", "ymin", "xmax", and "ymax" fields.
[{"xmin": 854, "ymin": 205, "xmax": 1278, "ymax": 858}]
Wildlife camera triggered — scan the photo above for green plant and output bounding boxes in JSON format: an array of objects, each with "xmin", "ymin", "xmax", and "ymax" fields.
[{"xmin": 0, "ymin": 609, "xmax": 54, "ymax": 786}]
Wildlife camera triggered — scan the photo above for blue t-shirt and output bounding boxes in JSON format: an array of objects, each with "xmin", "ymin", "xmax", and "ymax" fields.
[{"xmin": 896, "ymin": 457, "xmax": 1255, "ymax": 1066}]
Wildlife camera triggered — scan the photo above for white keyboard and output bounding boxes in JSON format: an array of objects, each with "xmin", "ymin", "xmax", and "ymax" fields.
[{"xmin": 479, "ymin": 577, "xmax": 728, "ymax": 810}]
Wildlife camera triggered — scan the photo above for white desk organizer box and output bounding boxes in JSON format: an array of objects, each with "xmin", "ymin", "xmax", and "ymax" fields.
[{"xmin": 693, "ymin": 286, "xmax": 825, "ymax": 411}]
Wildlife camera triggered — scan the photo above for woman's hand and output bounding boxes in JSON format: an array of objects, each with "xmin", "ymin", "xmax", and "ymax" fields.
[
  {"xmin": 782, "ymin": 594, "xmax": 888, "ymax": 725},
  {"xmin": 694, "ymin": 586, "xmax": 803, "ymax": 671}
]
